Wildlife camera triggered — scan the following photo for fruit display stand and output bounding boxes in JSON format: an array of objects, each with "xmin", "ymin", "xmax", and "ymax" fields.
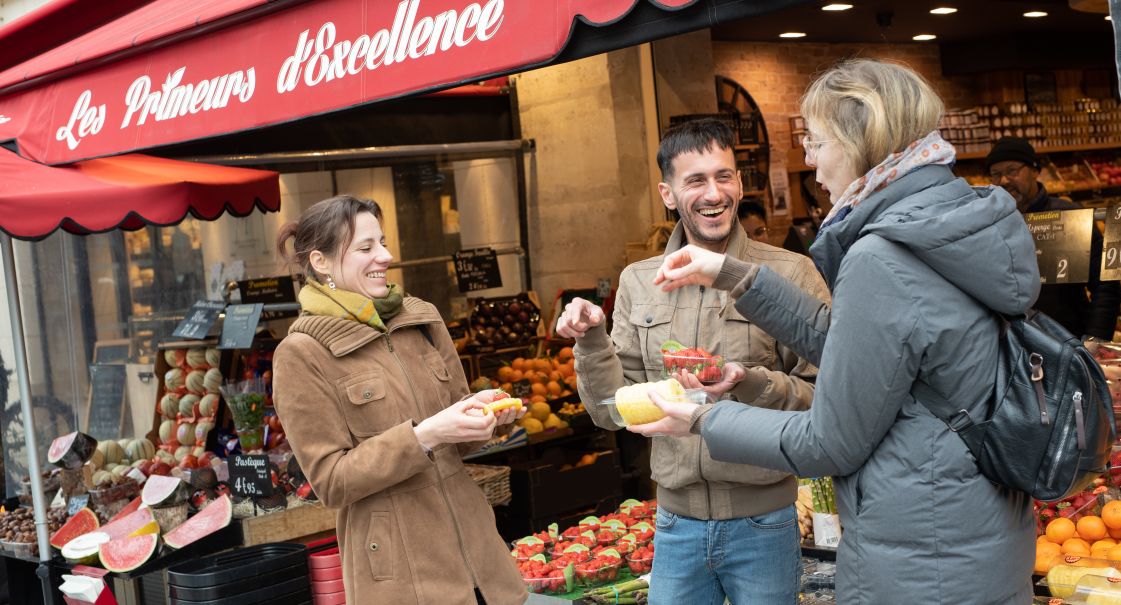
[{"xmin": 236, "ymin": 501, "xmax": 335, "ymax": 547}]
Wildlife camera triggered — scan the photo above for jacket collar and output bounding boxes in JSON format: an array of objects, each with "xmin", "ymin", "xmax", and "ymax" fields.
[
  {"xmin": 664, "ymin": 219, "xmax": 750, "ymax": 257},
  {"xmin": 289, "ymin": 296, "xmax": 443, "ymax": 357}
]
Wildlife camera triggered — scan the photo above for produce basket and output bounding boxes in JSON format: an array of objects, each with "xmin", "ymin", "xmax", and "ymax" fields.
[{"xmin": 464, "ymin": 463, "xmax": 511, "ymax": 506}]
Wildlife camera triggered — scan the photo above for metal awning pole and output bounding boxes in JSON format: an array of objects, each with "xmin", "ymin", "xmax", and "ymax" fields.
[{"xmin": 1, "ymin": 233, "xmax": 55, "ymax": 604}]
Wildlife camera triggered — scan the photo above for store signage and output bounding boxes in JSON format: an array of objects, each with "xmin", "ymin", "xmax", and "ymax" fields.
[
  {"xmin": 509, "ymin": 379, "xmax": 533, "ymax": 399},
  {"xmin": 229, "ymin": 454, "xmax": 274, "ymax": 497},
  {"xmin": 66, "ymin": 494, "xmax": 90, "ymax": 518},
  {"xmin": 0, "ymin": 0, "xmax": 692, "ymax": 165},
  {"xmin": 1101, "ymin": 204, "xmax": 1121, "ymax": 282},
  {"xmin": 172, "ymin": 300, "xmax": 227, "ymax": 340},
  {"xmin": 219, "ymin": 303, "xmax": 264, "ymax": 350},
  {"xmin": 238, "ymin": 276, "xmax": 298, "ymax": 320},
  {"xmin": 453, "ymin": 247, "xmax": 502, "ymax": 292},
  {"xmin": 86, "ymin": 364, "xmax": 127, "ymax": 441},
  {"xmin": 1025, "ymin": 209, "xmax": 1093, "ymax": 285}
]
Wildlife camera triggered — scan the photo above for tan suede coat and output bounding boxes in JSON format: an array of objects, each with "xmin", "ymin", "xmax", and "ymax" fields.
[{"xmin": 272, "ymin": 297, "xmax": 526, "ymax": 605}]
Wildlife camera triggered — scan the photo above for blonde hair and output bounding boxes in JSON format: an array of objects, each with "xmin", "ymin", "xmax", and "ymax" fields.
[{"xmin": 801, "ymin": 59, "xmax": 944, "ymax": 175}]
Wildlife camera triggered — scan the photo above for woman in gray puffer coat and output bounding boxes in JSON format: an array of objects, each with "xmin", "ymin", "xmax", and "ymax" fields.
[{"xmin": 632, "ymin": 60, "xmax": 1039, "ymax": 604}]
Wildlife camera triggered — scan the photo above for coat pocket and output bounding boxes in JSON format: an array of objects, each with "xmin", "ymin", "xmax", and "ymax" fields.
[
  {"xmin": 721, "ymin": 311, "xmax": 776, "ymax": 371},
  {"xmin": 628, "ymin": 304, "xmax": 675, "ymax": 371},
  {"xmin": 422, "ymin": 351, "xmax": 452, "ymax": 408},
  {"xmin": 364, "ymin": 512, "xmax": 396, "ymax": 581},
  {"xmin": 337, "ymin": 370, "xmax": 397, "ymax": 437}
]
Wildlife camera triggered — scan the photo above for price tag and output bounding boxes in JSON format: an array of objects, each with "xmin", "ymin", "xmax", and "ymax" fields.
[
  {"xmin": 219, "ymin": 303, "xmax": 263, "ymax": 350},
  {"xmin": 510, "ymin": 380, "xmax": 533, "ymax": 399},
  {"xmin": 228, "ymin": 454, "xmax": 273, "ymax": 497},
  {"xmin": 1025, "ymin": 209, "xmax": 1093, "ymax": 284},
  {"xmin": 172, "ymin": 300, "xmax": 226, "ymax": 340},
  {"xmin": 238, "ymin": 276, "xmax": 298, "ymax": 320},
  {"xmin": 1102, "ymin": 204, "xmax": 1121, "ymax": 282},
  {"xmin": 66, "ymin": 494, "xmax": 90, "ymax": 518},
  {"xmin": 453, "ymin": 247, "xmax": 502, "ymax": 293}
]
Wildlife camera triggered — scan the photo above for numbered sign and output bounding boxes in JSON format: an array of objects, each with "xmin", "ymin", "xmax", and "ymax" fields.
[
  {"xmin": 1102, "ymin": 204, "xmax": 1121, "ymax": 282},
  {"xmin": 453, "ymin": 247, "xmax": 502, "ymax": 293},
  {"xmin": 172, "ymin": 300, "xmax": 226, "ymax": 340},
  {"xmin": 1025, "ymin": 209, "xmax": 1093, "ymax": 285},
  {"xmin": 228, "ymin": 454, "xmax": 274, "ymax": 497}
]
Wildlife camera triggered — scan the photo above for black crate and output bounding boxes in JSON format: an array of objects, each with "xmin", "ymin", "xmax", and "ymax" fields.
[{"xmin": 507, "ymin": 448, "xmax": 622, "ymax": 520}]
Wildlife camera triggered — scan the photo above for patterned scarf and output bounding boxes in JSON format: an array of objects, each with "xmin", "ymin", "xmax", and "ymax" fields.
[
  {"xmin": 819, "ymin": 130, "xmax": 956, "ymax": 231},
  {"xmin": 297, "ymin": 279, "xmax": 404, "ymax": 332}
]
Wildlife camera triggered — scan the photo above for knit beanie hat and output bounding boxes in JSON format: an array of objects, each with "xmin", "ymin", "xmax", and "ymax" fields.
[{"xmin": 985, "ymin": 136, "xmax": 1039, "ymax": 171}]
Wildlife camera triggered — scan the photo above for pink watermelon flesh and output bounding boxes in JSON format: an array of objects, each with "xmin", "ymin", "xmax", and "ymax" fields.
[
  {"xmin": 49, "ymin": 508, "xmax": 99, "ymax": 549},
  {"xmin": 107, "ymin": 497, "xmax": 142, "ymax": 525},
  {"xmin": 142, "ymin": 475, "xmax": 185, "ymax": 507},
  {"xmin": 99, "ymin": 508, "xmax": 155, "ymax": 541},
  {"xmin": 164, "ymin": 494, "xmax": 232, "ymax": 550},
  {"xmin": 47, "ymin": 433, "xmax": 76, "ymax": 463},
  {"xmin": 99, "ymin": 534, "xmax": 158, "ymax": 573}
]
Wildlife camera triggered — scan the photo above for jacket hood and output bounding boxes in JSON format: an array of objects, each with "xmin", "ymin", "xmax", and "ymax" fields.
[{"xmin": 812, "ymin": 165, "xmax": 1040, "ymax": 315}]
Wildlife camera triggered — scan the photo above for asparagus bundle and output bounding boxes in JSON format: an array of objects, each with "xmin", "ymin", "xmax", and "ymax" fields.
[
  {"xmin": 583, "ymin": 578, "xmax": 649, "ymax": 604},
  {"xmin": 809, "ymin": 477, "xmax": 837, "ymax": 514}
]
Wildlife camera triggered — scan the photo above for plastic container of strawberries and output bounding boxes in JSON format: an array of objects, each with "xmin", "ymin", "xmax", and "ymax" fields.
[
  {"xmin": 523, "ymin": 570, "xmax": 569, "ymax": 595},
  {"xmin": 626, "ymin": 550, "xmax": 654, "ymax": 575},
  {"xmin": 660, "ymin": 351, "xmax": 725, "ymax": 384},
  {"xmin": 573, "ymin": 557, "xmax": 623, "ymax": 587}
]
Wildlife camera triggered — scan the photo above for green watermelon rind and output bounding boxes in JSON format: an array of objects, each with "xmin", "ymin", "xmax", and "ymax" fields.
[
  {"xmin": 98, "ymin": 534, "xmax": 159, "ymax": 573},
  {"xmin": 61, "ymin": 531, "xmax": 110, "ymax": 565},
  {"xmin": 164, "ymin": 494, "xmax": 232, "ymax": 550},
  {"xmin": 49, "ymin": 507, "xmax": 100, "ymax": 550}
]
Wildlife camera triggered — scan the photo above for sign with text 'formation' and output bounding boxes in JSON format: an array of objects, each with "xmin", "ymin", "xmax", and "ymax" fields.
[{"xmin": 1025, "ymin": 208, "xmax": 1093, "ymax": 285}]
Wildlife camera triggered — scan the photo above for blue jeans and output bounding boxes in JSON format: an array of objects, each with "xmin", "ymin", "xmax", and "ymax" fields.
[{"xmin": 649, "ymin": 505, "xmax": 800, "ymax": 605}]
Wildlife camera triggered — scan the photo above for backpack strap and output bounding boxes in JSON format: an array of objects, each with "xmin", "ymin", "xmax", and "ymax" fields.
[{"xmin": 911, "ymin": 379, "xmax": 991, "ymax": 458}]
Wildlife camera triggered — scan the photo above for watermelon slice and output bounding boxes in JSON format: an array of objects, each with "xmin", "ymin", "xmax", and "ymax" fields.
[
  {"xmin": 49, "ymin": 507, "xmax": 99, "ymax": 549},
  {"xmin": 61, "ymin": 531, "xmax": 110, "ymax": 564},
  {"xmin": 47, "ymin": 431, "xmax": 97, "ymax": 470},
  {"xmin": 99, "ymin": 508, "xmax": 155, "ymax": 541},
  {"xmin": 142, "ymin": 475, "xmax": 188, "ymax": 508},
  {"xmin": 99, "ymin": 534, "xmax": 159, "ymax": 573},
  {"xmin": 107, "ymin": 497, "xmax": 143, "ymax": 525},
  {"xmin": 164, "ymin": 494, "xmax": 232, "ymax": 550}
]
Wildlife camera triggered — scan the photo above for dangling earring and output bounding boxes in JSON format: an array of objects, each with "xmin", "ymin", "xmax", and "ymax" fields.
[{"xmin": 326, "ymin": 275, "xmax": 337, "ymax": 290}]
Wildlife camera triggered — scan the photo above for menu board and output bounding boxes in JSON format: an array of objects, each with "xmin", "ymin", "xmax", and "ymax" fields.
[
  {"xmin": 219, "ymin": 303, "xmax": 263, "ymax": 350},
  {"xmin": 1025, "ymin": 208, "xmax": 1093, "ymax": 285},
  {"xmin": 453, "ymin": 247, "xmax": 502, "ymax": 293},
  {"xmin": 229, "ymin": 454, "xmax": 274, "ymax": 497},
  {"xmin": 1101, "ymin": 204, "xmax": 1121, "ymax": 282}
]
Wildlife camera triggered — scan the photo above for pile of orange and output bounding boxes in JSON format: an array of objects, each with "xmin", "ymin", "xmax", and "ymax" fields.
[
  {"xmin": 483, "ymin": 349, "xmax": 578, "ymax": 404},
  {"xmin": 1036, "ymin": 500, "xmax": 1121, "ymax": 574}
]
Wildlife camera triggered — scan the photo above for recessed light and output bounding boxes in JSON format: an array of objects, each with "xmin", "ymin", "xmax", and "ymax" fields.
[
  {"xmin": 1023, "ymin": 11, "xmax": 1048, "ymax": 18},
  {"xmin": 780, "ymin": 32, "xmax": 807, "ymax": 38},
  {"xmin": 912, "ymin": 34, "xmax": 937, "ymax": 41},
  {"xmin": 822, "ymin": 3, "xmax": 853, "ymax": 10},
  {"xmin": 930, "ymin": 7, "xmax": 957, "ymax": 15}
]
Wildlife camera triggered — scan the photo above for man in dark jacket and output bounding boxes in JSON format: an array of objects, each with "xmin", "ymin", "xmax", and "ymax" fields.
[{"xmin": 986, "ymin": 136, "xmax": 1121, "ymax": 340}]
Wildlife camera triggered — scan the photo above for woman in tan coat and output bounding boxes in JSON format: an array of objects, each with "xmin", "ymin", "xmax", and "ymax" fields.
[{"xmin": 272, "ymin": 195, "xmax": 527, "ymax": 605}]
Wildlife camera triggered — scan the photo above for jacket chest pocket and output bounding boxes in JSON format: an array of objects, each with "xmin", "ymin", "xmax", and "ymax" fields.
[
  {"xmin": 628, "ymin": 304, "xmax": 676, "ymax": 372},
  {"xmin": 721, "ymin": 310, "xmax": 776, "ymax": 370},
  {"xmin": 422, "ymin": 351, "xmax": 452, "ymax": 413},
  {"xmin": 336, "ymin": 370, "xmax": 399, "ymax": 437}
]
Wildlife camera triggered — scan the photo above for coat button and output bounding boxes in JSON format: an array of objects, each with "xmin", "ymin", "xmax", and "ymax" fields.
[
  {"xmin": 363, "ymin": 390, "xmax": 372, "ymax": 399},
  {"xmin": 369, "ymin": 542, "xmax": 379, "ymax": 552},
  {"xmin": 645, "ymin": 315, "xmax": 653, "ymax": 324}
]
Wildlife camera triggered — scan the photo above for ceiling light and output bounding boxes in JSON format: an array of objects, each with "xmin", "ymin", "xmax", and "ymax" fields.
[
  {"xmin": 822, "ymin": 3, "xmax": 853, "ymax": 10},
  {"xmin": 1023, "ymin": 11, "xmax": 1048, "ymax": 18},
  {"xmin": 912, "ymin": 34, "xmax": 937, "ymax": 41},
  {"xmin": 929, "ymin": 7, "xmax": 957, "ymax": 15},
  {"xmin": 780, "ymin": 32, "xmax": 807, "ymax": 38}
]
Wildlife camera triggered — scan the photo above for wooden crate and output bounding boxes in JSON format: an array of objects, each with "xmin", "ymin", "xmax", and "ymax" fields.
[{"xmin": 238, "ymin": 502, "xmax": 337, "ymax": 546}]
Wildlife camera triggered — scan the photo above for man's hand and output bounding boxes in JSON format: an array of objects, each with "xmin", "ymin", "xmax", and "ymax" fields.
[
  {"xmin": 653, "ymin": 245, "xmax": 726, "ymax": 292},
  {"xmin": 555, "ymin": 297, "xmax": 606, "ymax": 338},
  {"xmin": 673, "ymin": 362, "xmax": 747, "ymax": 400}
]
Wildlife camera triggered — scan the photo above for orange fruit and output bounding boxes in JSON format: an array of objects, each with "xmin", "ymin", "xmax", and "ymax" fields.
[
  {"xmin": 1109, "ymin": 526, "xmax": 1121, "ymax": 540},
  {"xmin": 500, "ymin": 382, "xmax": 513, "ymax": 393},
  {"xmin": 509, "ymin": 370, "xmax": 524, "ymax": 382},
  {"xmin": 549, "ymin": 371, "xmax": 563, "ymax": 383},
  {"xmin": 1078, "ymin": 515, "xmax": 1108, "ymax": 542},
  {"xmin": 529, "ymin": 394, "xmax": 547, "ymax": 404},
  {"xmin": 1037, "ymin": 534, "xmax": 1053, "ymax": 545},
  {"xmin": 1034, "ymin": 553, "xmax": 1058, "ymax": 574},
  {"xmin": 512, "ymin": 358, "xmax": 526, "ymax": 371},
  {"xmin": 1108, "ymin": 543, "xmax": 1121, "ymax": 562},
  {"xmin": 546, "ymin": 381, "xmax": 563, "ymax": 396},
  {"xmin": 1047, "ymin": 517, "xmax": 1078, "ymax": 544},
  {"xmin": 1038, "ymin": 539, "xmax": 1062, "ymax": 556},
  {"xmin": 1092, "ymin": 541, "xmax": 1115, "ymax": 558},
  {"xmin": 536, "ymin": 359, "xmax": 552, "ymax": 372},
  {"xmin": 531, "ymin": 383, "xmax": 547, "ymax": 396},
  {"xmin": 497, "ymin": 366, "xmax": 515, "ymax": 382},
  {"xmin": 1103, "ymin": 501, "xmax": 1121, "ymax": 529},
  {"xmin": 1062, "ymin": 537, "xmax": 1091, "ymax": 556}
]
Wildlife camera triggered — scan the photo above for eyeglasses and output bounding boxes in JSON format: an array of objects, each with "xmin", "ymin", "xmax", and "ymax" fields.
[
  {"xmin": 802, "ymin": 135, "xmax": 836, "ymax": 161},
  {"xmin": 988, "ymin": 163, "xmax": 1028, "ymax": 182}
]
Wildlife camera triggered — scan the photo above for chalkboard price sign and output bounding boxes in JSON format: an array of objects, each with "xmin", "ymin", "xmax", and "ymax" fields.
[
  {"xmin": 172, "ymin": 300, "xmax": 227, "ymax": 340},
  {"xmin": 453, "ymin": 247, "xmax": 502, "ymax": 293},
  {"xmin": 238, "ymin": 276, "xmax": 298, "ymax": 320},
  {"xmin": 86, "ymin": 364, "xmax": 127, "ymax": 441},
  {"xmin": 229, "ymin": 454, "xmax": 274, "ymax": 497},
  {"xmin": 1101, "ymin": 204, "xmax": 1121, "ymax": 282},
  {"xmin": 219, "ymin": 303, "xmax": 263, "ymax": 350},
  {"xmin": 1025, "ymin": 209, "xmax": 1093, "ymax": 285},
  {"xmin": 510, "ymin": 380, "xmax": 533, "ymax": 399}
]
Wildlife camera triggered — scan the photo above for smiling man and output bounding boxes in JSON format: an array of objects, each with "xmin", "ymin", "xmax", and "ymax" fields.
[{"xmin": 555, "ymin": 119, "xmax": 830, "ymax": 605}]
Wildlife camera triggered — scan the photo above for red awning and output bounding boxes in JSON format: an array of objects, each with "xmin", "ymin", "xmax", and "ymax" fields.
[
  {"xmin": 0, "ymin": 148, "xmax": 279, "ymax": 240},
  {"xmin": 0, "ymin": 0, "xmax": 807, "ymax": 165}
]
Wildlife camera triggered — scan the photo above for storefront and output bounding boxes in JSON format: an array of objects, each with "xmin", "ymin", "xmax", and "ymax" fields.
[{"xmin": 1, "ymin": 0, "xmax": 1120, "ymax": 603}]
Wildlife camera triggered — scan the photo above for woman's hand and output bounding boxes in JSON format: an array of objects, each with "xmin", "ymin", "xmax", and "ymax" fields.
[
  {"xmin": 414, "ymin": 398, "xmax": 497, "ymax": 449},
  {"xmin": 653, "ymin": 245, "xmax": 726, "ymax": 292},
  {"xmin": 673, "ymin": 362, "xmax": 746, "ymax": 400},
  {"xmin": 626, "ymin": 388, "xmax": 700, "ymax": 438}
]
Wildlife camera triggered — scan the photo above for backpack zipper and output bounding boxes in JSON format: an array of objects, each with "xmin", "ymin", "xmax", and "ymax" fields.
[
  {"xmin": 1073, "ymin": 391, "xmax": 1086, "ymax": 451},
  {"xmin": 1046, "ymin": 419, "xmax": 1073, "ymax": 489},
  {"xmin": 1030, "ymin": 353, "xmax": 1050, "ymax": 426}
]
